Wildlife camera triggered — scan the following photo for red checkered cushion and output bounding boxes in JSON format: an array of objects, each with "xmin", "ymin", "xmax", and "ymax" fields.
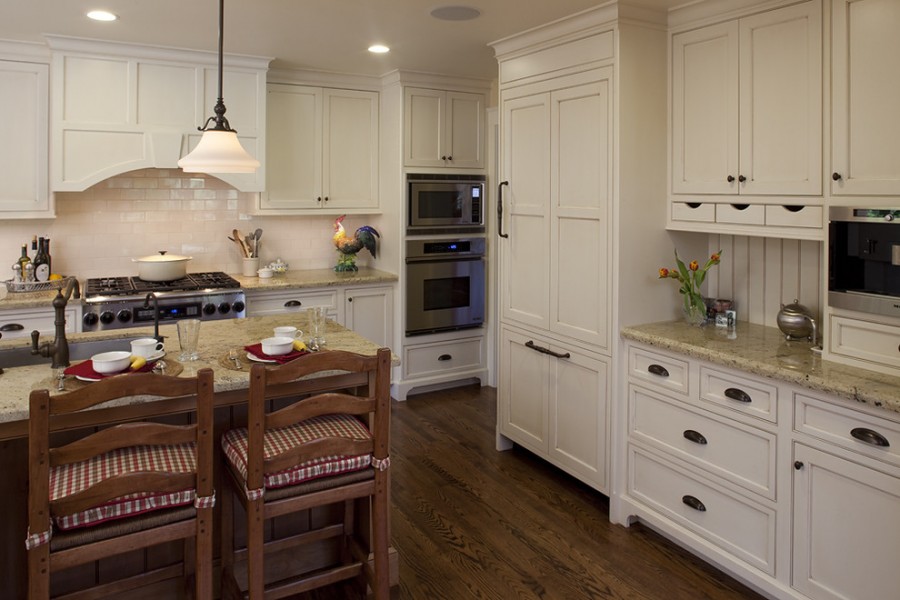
[
  {"xmin": 50, "ymin": 443, "xmax": 197, "ymax": 531},
  {"xmin": 221, "ymin": 414, "xmax": 372, "ymax": 491}
]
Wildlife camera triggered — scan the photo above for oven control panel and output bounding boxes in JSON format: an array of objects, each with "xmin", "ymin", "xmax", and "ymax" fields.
[{"xmin": 82, "ymin": 291, "xmax": 246, "ymax": 332}]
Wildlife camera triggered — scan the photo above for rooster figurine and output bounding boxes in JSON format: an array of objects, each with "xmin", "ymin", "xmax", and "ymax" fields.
[{"xmin": 332, "ymin": 215, "xmax": 380, "ymax": 272}]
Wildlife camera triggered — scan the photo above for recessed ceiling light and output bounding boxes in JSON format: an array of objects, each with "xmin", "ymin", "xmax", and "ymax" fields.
[
  {"xmin": 430, "ymin": 6, "xmax": 481, "ymax": 21},
  {"xmin": 87, "ymin": 10, "xmax": 118, "ymax": 22},
  {"xmin": 368, "ymin": 44, "xmax": 390, "ymax": 54}
]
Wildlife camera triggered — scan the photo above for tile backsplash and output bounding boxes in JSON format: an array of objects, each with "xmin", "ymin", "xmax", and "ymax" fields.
[{"xmin": 1, "ymin": 169, "xmax": 381, "ymax": 280}]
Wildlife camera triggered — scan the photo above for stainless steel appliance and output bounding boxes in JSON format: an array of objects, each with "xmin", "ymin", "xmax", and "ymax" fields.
[
  {"xmin": 407, "ymin": 173, "xmax": 485, "ymax": 234},
  {"xmin": 406, "ymin": 238, "xmax": 485, "ymax": 335},
  {"xmin": 82, "ymin": 272, "xmax": 245, "ymax": 331},
  {"xmin": 829, "ymin": 207, "xmax": 900, "ymax": 318}
]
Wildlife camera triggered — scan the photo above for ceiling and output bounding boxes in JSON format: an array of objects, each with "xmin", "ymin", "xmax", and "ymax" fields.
[{"xmin": 0, "ymin": 0, "xmax": 687, "ymax": 81}]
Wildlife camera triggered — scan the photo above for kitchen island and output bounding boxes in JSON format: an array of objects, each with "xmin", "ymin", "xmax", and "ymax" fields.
[{"xmin": 0, "ymin": 314, "xmax": 399, "ymax": 598}]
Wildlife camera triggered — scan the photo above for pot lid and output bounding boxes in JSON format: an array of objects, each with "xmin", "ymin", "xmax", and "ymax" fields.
[
  {"xmin": 134, "ymin": 251, "xmax": 193, "ymax": 263},
  {"xmin": 781, "ymin": 299, "xmax": 811, "ymax": 315}
]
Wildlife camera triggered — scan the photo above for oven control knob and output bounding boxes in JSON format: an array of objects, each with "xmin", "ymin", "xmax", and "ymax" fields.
[
  {"xmin": 885, "ymin": 214, "xmax": 895, "ymax": 222},
  {"xmin": 218, "ymin": 302, "xmax": 231, "ymax": 314},
  {"xmin": 232, "ymin": 300, "xmax": 245, "ymax": 313},
  {"xmin": 82, "ymin": 312, "xmax": 99, "ymax": 327},
  {"xmin": 99, "ymin": 311, "xmax": 116, "ymax": 325},
  {"xmin": 117, "ymin": 309, "xmax": 132, "ymax": 323},
  {"xmin": 203, "ymin": 303, "xmax": 217, "ymax": 315}
]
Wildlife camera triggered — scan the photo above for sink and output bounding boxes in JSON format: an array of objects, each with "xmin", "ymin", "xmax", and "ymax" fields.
[{"xmin": 0, "ymin": 338, "xmax": 133, "ymax": 369}]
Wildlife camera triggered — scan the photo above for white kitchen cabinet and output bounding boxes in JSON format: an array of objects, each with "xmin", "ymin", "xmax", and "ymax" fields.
[
  {"xmin": 404, "ymin": 87, "xmax": 484, "ymax": 169},
  {"xmin": 46, "ymin": 36, "xmax": 269, "ymax": 192},
  {"xmin": 343, "ymin": 286, "xmax": 393, "ymax": 349},
  {"xmin": 261, "ymin": 84, "xmax": 379, "ymax": 213},
  {"xmin": 498, "ymin": 326, "xmax": 609, "ymax": 490},
  {"xmin": 0, "ymin": 305, "xmax": 80, "ymax": 339},
  {"xmin": 671, "ymin": 1, "xmax": 821, "ymax": 197},
  {"xmin": 0, "ymin": 58, "xmax": 51, "ymax": 218},
  {"xmin": 395, "ymin": 334, "xmax": 486, "ymax": 401},
  {"xmin": 244, "ymin": 288, "xmax": 339, "ymax": 320},
  {"xmin": 831, "ymin": 0, "xmax": 900, "ymax": 196}
]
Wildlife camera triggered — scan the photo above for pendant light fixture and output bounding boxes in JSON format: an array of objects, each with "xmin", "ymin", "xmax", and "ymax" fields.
[{"xmin": 178, "ymin": 0, "xmax": 259, "ymax": 174}]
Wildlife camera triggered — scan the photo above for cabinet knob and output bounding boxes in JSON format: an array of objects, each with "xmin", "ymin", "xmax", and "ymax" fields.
[
  {"xmin": 324, "ymin": 196, "xmax": 329, "ymax": 203},
  {"xmin": 647, "ymin": 364, "xmax": 669, "ymax": 378},
  {"xmin": 832, "ymin": 172, "xmax": 843, "ymax": 181},
  {"xmin": 284, "ymin": 300, "xmax": 302, "ymax": 307},
  {"xmin": 850, "ymin": 427, "xmax": 890, "ymax": 448},
  {"xmin": 681, "ymin": 495, "xmax": 706, "ymax": 512},
  {"xmin": 447, "ymin": 156, "xmax": 453, "ymax": 161},
  {"xmin": 438, "ymin": 354, "xmax": 452, "ymax": 361},
  {"xmin": 347, "ymin": 297, "xmax": 353, "ymax": 303},
  {"xmin": 738, "ymin": 175, "xmax": 746, "ymax": 183},
  {"xmin": 0, "ymin": 323, "xmax": 25, "ymax": 332},
  {"xmin": 794, "ymin": 461, "xmax": 804, "ymax": 470},
  {"xmin": 727, "ymin": 175, "xmax": 735, "ymax": 183},
  {"xmin": 683, "ymin": 430, "xmax": 708, "ymax": 445},
  {"xmin": 317, "ymin": 196, "xmax": 322, "ymax": 203},
  {"xmin": 441, "ymin": 155, "xmax": 447, "ymax": 161},
  {"xmin": 724, "ymin": 387, "xmax": 752, "ymax": 403}
]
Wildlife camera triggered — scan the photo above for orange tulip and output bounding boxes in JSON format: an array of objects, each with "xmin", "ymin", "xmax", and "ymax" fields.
[
  {"xmin": 659, "ymin": 268, "xmax": 669, "ymax": 278},
  {"xmin": 689, "ymin": 260, "xmax": 699, "ymax": 271}
]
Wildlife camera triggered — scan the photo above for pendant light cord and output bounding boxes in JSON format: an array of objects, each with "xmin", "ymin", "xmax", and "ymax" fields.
[{"xmin": 199, "ymin": 0, "xmax": 234, "ymax": 133}]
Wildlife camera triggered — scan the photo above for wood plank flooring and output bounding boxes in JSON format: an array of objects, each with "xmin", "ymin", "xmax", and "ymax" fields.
[{"xmin": 296, "ymin": 384, "xmax": 765, "ymax": 600}]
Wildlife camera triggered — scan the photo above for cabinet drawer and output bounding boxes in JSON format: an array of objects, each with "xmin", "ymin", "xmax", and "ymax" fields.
[
  {"xmin": 630, "ymin": 386, "xmax": 776, "ymax": 499},
  {"xmin": 765, "ymin": 205, "xmax": 822, "ymax": 228},
  {"xmin": 628, "ymin": 346, "xmax": 689, "ymax": 396},
  {"xmin": 628, "ymin": 447, "xmax": 775, "ymax": 574},
  {"xmin": 795, "ymin": 392, "xmax": 900, "ymax": 468},
  {"xmin": 829, "ymin": 315, "xmax": 900, "ymax": 370},
  {"xmin": 246, "ymin": 290, "xmax": 339, "ymax": 317},
  {"xmin": 700, "ymin": 366, "xmax": 778, "ymax": 423},
  {"xmin": 404, "ymin": 337, "xmax": 484, "ymax": 379},
  {"xmin": 0, "ymin": 307, "xmax": 79, "ymax": 338},
  {"xmin": 716, "ymin": 203, "xmax": 765, "ymax": 225},
  {"xmin": 671, "ymin": 202, "xmax": 715, "ymax": 222}
]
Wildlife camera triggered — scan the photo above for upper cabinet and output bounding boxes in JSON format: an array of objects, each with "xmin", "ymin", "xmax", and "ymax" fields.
[
  {"xmin": 0, "ymin": 52, "xmax": 52, "ymax": 219},
  {"xmin": 46, "ymin": 36, "xmax": 270, "ymax": 192},
  {"xmin": 260, "ymin": 84, "xmax": 379, "ymax": 214},
  {"xmin": 404, "ymin": 87, "xmax": 485, "ymax": 169},
  {"xmin": 831, "ymin": 0, "xmax": 900, "ymax": 197},
  {"xmin": 672, "ymin": 1, "xmax": 821, "ymax": 197}
]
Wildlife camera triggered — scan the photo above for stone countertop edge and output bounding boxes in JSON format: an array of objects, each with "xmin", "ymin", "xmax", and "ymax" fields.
[
  {"xmin": 621, "ymin": 320, "xmax": 900, "ymax": 416},
  {"xmin": 0, "ymin": 314, "xmax": 400, "ymax": 425},
  {"xmin": 0, "ymin": 268, "xmax": 399, "ymax": 309}
]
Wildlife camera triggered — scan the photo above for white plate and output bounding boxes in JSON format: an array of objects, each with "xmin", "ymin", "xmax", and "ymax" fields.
[
  {"xmin": 141, "ymin": 350, "xmax": 165, "ymax": 362},
  {"xmin": 76, "ymin": 374, "xmax": 104, "ymax": 382},
  {"xmin": 246, "ymin": 352, "xmax": 278, "ymax": 364}
]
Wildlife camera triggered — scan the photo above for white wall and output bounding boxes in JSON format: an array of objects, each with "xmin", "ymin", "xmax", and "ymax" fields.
[{"xmin": 0, "ymin": 168, "xmax": 389, "ymax": 280}]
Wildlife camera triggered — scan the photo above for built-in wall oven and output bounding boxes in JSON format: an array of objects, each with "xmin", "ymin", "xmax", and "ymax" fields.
[
  {"xmin": 405, "ymin": 238, "xmax": 485, "ymax": 336},
  {"xmin": 829, "ymin": 207, "xmax": 900, "ymax": 318}
]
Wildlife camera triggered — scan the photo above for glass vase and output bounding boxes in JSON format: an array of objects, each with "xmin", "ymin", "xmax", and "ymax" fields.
[{"xmin": 682, "ymin": 295, "xmax": 708, "ymax": 326}]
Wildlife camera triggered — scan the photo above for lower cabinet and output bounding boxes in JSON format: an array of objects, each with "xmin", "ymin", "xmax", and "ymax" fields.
[
  {"xmin": 343, "ymin": 286, "xmax": 392, "ymax": 349},
  {"xmin": 0, "ymin": 305, "xmax": 80, "ymax": 339},
  {"xmin": 393, "ymin": 332, "xmax": 487, "ymax": 401},
  {"xmin": 245, "ymin": 288, "xmax": 339, "ymax": 320},
  {"xmin": 499, "ymin": 326, "xmax": 609, "ymax": 491}
]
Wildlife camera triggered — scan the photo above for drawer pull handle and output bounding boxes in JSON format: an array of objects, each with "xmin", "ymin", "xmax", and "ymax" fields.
[
  {"xmin": 682, "ymin": 495, "xmax": 706, "ymax": 512},
  {"xmin": 724, "ymin": 387, "xmax": 751, "ymax": 403},
  {"xmin": 284, "ymin": 300, "xmax": 303, "ymax": 307},
  {"xmin": 438, "ymin": 354, "xmax": 452, "ymax": 361},
  {"xmin": 647, "ymin": 364, "xmax": 669, "ymax": 378},
  {"xmin": 0, "ymin": 323, "xmax": 25, "ymax": 332},
  {"xmin": 850, "ymin": 427, "xmax": 890, "ymax": 448},
  {"xmin": 525, "ymin": 340, "xmax": 570, "ymax": 360},
  {"xmin": 683, "ymin": 430, "xmax": 708, "ymax": 445}
]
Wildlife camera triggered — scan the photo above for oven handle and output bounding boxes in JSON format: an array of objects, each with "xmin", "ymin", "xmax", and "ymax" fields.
[
  {"xmin": 406, "ymin": 255, "xmax": 484, "ymax": 264},
  {"xmin": 498, "ymin": 181, "xmax": 509, "ymax": 239}
]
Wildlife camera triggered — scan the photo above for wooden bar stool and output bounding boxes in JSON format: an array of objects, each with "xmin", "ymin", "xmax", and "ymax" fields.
[
  {"xmin": 219, "ymin": 348, "xmax": 391, "ymax": 600},
  {"xmin": 26, "ymin": 369, "xmax": 215, "ymax": 600}
]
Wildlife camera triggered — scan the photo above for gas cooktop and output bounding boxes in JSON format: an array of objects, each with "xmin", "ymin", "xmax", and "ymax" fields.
[{"xmin": 85, "ymin": 272, "xmax": 241, "ymax": 299}]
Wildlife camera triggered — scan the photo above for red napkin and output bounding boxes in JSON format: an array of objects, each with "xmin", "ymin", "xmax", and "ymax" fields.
[
  {"xmin": 244, "ymin": 343, "xmax": 309, "ymax": 364},
  {"xmin": 64, "ymin": 359, "xmax": 155, "ymax": 380}
]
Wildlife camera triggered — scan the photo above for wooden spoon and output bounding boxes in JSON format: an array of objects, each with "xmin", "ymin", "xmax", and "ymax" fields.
[{"xmin": 232, "ymin": 229, "xmax": 249, "ymax": 258}]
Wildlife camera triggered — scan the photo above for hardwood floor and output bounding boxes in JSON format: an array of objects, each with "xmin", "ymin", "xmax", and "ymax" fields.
[{"xmin": 296, "ymin": 383, "xmax": 765, "ymax": 600}]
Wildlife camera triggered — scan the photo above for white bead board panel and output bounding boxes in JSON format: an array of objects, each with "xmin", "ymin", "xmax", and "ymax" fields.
[{"xmin": 704, "ymin": 234, "xmax": 822, "ymax": 328}]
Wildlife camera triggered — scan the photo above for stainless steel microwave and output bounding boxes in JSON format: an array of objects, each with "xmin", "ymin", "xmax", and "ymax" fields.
[
  {"xmin": 407, "ymin": 174, "xmax": 485, "ymax": 234},
  {"xmin": 829, "ymin": 207, "xmax": 900, "ymax": 318}
]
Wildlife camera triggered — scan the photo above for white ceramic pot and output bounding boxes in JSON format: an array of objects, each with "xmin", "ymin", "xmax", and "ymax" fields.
[{"xmin": 133, "ymin": 251, "xmax": 192, "ymax": 281}]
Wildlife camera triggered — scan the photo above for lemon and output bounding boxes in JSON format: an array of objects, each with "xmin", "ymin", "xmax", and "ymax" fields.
[
  {"xmin": 49, "ymin": 274, "xmax": 63, "ymax": 281},
  {"xmin": 292, "ymin": 340, "xmax": 308, "ymax": 352},
  {"xmin": 130, "ymin": 356, "xmax": 147, "ymax": 370}
]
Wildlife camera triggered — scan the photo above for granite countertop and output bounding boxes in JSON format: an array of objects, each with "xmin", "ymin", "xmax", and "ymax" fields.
[
  {"xmin": 0, "ymin": 314, "xmax": 399, "ymax": 427},
  {"xmin": 622, "ymin": 320, "xmax": 900, "ymax": 415}
]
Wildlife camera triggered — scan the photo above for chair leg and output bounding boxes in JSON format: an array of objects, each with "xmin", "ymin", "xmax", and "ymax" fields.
[
  {"xmin": 196, "ymin": 505, "xmax": 214, "ymax": 600},
  {"xmin": 371, "ymin": 473, "xmax": 390, "ymax": 600},
  {"xmin": 27, "ymin": 543, "xmax": 51, "ymax": 600},
  {"xmin": 246, "ymin": 496, "xmax": 265, "ymax": 599},
  {"xmin": 220, "ymin": 478, "xmax": 234, "ymax": 575}
]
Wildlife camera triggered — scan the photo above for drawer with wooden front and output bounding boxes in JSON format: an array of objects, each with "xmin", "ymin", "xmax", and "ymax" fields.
[
  {"xmin": 627, "ymin": 446, "xmax": 776, "ymax": 575},
  {"xmin": 629, "ymin": 385, "xmax": 776, "ymax": 500},
  {"xmin": 403, "ymin": 336, "xmax": 484, "ymax": 379},
  {"xmin": 699, "ymin": 366, "xmax": 778, "ymax": 424},
  {"xmin": 627, "ymin": 346, "xmax": 690, "ymax": 397}
]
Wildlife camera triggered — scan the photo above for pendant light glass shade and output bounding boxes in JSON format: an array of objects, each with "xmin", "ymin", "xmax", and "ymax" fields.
[{"xmin": 177, "ymin": 0, "xmax": 258, "ymax": 174}]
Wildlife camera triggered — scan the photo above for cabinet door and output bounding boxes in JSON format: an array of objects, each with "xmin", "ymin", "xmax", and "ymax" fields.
[
  {"xmin": 0, "ymin": 60, "xmax": 50, "ymax": 217},
  {"xmin": 445, "ymin": 91, "xmax": 484, "ymax": 169},
  {"xmin": 323, "ymin": 89, "xmax": 379, "ymax": 210},
  {"xmin": 671, "ymin": 21, "xmax": 739, "ymax": 195},
  {"xmin": 549, "ymin": 342, "xmax": 608, "ymax": 489},
  {"xmin": 404, "ymin": 87, "xmax": 444, "ymax": 167},
  {"xmin": 498, "ymin": 327, "xmax": 549, "ymax": 453},
  {"xmin": 500, "ymin": 92, "xmax": 550, "ymax": 330},
  {"xmin": 262, "ymin": 84, "xmax": 323, "ymax": 210},
  {"xmin": 343, "ymin": 286, "xmax": 393, "ymax": 349},
  {"xmin": 792, "ymin": 444, "xmax": 900, "ymax": 600},
  {"xmin": 738, "ymin": 1, "xmax": 821, "ymax": 195},
  {"xmin": 549, "ymin": 76, "xmax": 611, "ymax": 350},
  {"xmin": 832, "ymin": 0, "xmax": 900, "ymax": 195}
]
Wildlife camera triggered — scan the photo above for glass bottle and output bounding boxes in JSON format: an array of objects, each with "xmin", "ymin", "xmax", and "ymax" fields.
[
  {"xmin": 17, "ymin": 244, "xmax": 31, "ymax": 274},
  {"xmin": 33, "ymin": 237, "xmax": 50, "ymax": 282}
]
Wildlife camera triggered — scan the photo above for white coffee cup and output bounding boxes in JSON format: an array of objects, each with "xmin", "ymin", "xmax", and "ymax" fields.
[
  {"xmin": 131, "ymin": 337, "xmax": 164, "ymax": 358},
  {"xmin": 273, "ymin": 326, "xmax": 300, "ymax": 339}
]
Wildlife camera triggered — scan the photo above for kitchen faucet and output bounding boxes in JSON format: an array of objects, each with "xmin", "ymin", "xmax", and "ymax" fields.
[
  {"xmin": 143, "ymin": 292, "xmax": 163, "ymax": 343},
  {"xmin": 31, "ymin": 278, "xmax": 81, "ymax": 369}
]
